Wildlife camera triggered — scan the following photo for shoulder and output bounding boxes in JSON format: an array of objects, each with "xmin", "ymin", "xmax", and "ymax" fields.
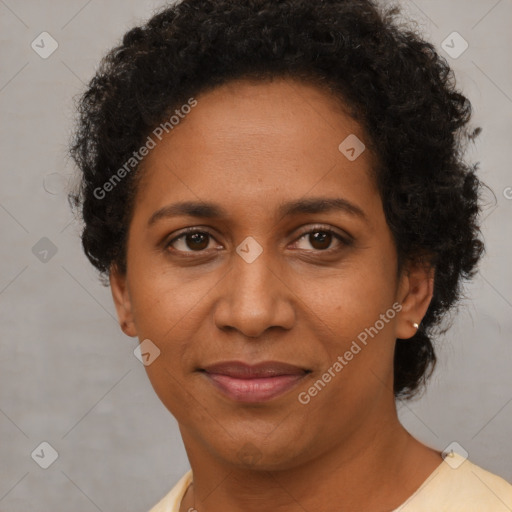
[
  {"xmin": 148, "ymin": 470, "xmax": 193, "ymax": 512},
  {"xmin": 395, "ymin": 453, "xmax": 512, "ymax": 512}
]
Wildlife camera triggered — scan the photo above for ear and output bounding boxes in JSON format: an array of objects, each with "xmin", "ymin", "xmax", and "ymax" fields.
[
  {"xmin": 395, "ymin": 256, "xmax": 435, "ymax": 340},
  {"xmin": 109, "ymin": 263, "xmax": 137, "ymax": 337}
]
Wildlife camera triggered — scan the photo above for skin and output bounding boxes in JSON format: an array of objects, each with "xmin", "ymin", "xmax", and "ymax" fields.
[{"xmin": 110, "ymin": 77, "xmax": 442, "ymax": 512}]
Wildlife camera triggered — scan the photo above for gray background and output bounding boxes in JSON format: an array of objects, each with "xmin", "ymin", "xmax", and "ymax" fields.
[{"xmin": 1, "ymin": 0, "xmax": 511, "ymax": 510}]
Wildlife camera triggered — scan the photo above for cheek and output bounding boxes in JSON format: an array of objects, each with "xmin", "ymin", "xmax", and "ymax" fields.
[
  {"xmin": 129, "ymin": 265, "xmax": 217, "ymax": 339},
  {"xmin": 296, "ymin": 252, "xmax": 397, "ymax": 338},
  {"xmin": 128, "ymin": 269, "xmax": 228, "ymax": 391},
  {"xmin": 133, "ymin": 278, "xmax": 208, "ymax": 415},
  {"xmin": 293, "ymin": 252, "xmax": 399, "ymax": 403}
]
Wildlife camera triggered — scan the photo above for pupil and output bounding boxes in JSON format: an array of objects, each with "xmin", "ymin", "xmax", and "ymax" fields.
[
  {"xmin": 311, "ymin": 231, "xmax": 331, "ymax": 250},
  {"xmin": 188, "ymin": 233, "xmax": 208, "ymax": 250}
]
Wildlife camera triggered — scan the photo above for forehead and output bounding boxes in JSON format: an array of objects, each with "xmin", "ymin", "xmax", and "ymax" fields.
[{"xmin": 132, "ymin": 77, "xmax": 381, "ymax": 224}]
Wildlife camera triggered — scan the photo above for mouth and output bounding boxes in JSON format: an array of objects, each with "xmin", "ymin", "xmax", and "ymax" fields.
[{"xmin": 199, "ymin": 361, "xmax": 311, "ymax": 403}]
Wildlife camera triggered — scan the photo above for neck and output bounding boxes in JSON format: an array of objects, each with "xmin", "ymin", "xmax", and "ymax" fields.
[{"xmin": 179, "ymin": 402, "xmax": 442, "ymax": 512}]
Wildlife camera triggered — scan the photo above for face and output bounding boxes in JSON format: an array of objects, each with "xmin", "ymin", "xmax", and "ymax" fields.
[{"xmin": 110, "ymin": 77, "xmax": 433, "ymax": 471}]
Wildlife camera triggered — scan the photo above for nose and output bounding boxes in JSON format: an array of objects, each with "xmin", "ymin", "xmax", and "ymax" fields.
[{"xmin": 213, "ymin": 249, "xmax": 296, "ymax": 338}]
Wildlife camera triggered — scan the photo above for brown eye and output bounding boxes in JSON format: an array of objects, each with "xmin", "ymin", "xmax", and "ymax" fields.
[
  {"xmin": 166, "ymin": 230, "xmax": 215, "ymax": 252},
  {"xmin": 184, "ymin": 232, "xmax": 210, "ymax": 250},
  {"xmin": 293, "ymin": 227, "xmax": 350, "ymax": 252},
  {"xmin": 308, "ymin": 231, "xmax": 333, "ymax": 250}
]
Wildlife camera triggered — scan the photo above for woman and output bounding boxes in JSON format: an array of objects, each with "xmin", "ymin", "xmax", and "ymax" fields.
[{"xmin": 68, "ymin": 0, "xmax": 512, "ymax": 510}]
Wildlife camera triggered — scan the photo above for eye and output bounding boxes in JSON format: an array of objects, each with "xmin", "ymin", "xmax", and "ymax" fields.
[
  {"xmin": 292, "ymin": 227, "xmax": 350, "ymax": 252},
  {"xmin": 165, "ymin": 229, "xmax": 220, "ymax": 253},
  {"xmin": 164, "ymin": 225, "xmax": 352, "ymax": 256}
]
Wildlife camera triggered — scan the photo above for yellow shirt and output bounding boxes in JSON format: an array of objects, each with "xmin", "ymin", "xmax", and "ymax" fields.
[{"xmin": 148, "ymin": 453, "xmax": 512, "ymax": 511}]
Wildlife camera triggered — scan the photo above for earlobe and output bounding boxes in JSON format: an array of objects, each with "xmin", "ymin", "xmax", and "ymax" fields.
[
  {"xmin": 109, "ymin": 263, "xmax": 137, "ymax": 337},
  {"xmin": 395, "ymin": 259, "xmax": 435, "ymax": 340}
]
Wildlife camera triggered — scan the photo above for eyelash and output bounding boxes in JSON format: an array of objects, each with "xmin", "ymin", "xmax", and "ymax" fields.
[{"xmin": 163, "ymin": 225, "xmax": 352, "ymax": 256}]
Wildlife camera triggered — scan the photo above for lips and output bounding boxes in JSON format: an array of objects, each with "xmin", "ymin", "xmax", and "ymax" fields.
[
  {"xmin": 199, "ymin": 361, "xmax": 310, "ymax": 402},
  {"xmin": 202, "ymin": 361, "xmax": 307, "ymax": 378}
]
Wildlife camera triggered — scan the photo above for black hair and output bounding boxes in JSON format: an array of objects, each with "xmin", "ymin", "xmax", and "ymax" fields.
[{"xmin": 68, "ymin": 0, "xmax": 487, "ymax": 399}]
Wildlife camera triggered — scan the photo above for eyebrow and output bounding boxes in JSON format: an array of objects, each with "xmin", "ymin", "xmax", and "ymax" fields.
[{"xmin": 147, "ymin": 197, "xmax": 368, "ymax": 226}]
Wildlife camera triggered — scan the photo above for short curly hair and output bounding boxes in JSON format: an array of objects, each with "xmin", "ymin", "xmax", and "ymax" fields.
[{"xmin": 68, "ymin": 0, "xmax": 487, "ymax": 400}]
